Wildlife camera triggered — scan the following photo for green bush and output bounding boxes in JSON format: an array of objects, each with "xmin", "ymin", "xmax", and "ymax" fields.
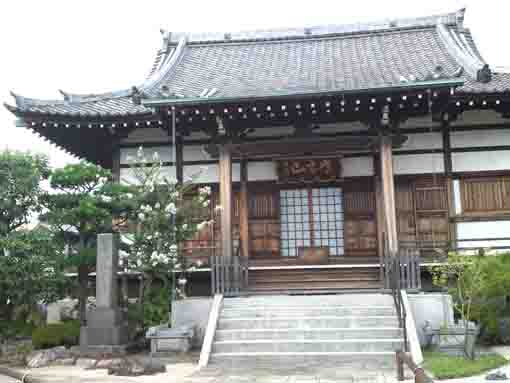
[
  {"xmin": 0, "ymin": 320, "xmax": 35, "ymax": 341},
  {"xmin": 32, "ymin": 320, "xmax": 80, "ymax": 349}
]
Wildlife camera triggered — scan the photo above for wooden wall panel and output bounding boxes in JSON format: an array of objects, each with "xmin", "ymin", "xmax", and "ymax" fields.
[
  {"xmin": 460, "ymin": 177, "xmax": 510, "ymax": 215},
  {"xmin": 395, "ymin": 175, "xmax": 450, "ymax": 245},
  {"xmin": 343, "ymin": 180, "xmax": 377, "ymax": 256},
  {"xmin": 247, "ymin": 183, "xmax": 280, "ymax": 257}
]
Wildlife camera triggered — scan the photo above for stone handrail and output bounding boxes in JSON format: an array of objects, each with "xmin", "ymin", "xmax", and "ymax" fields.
[{"xmin": 198, "ymin": 294, "xmax": 223, "ymax": 368}]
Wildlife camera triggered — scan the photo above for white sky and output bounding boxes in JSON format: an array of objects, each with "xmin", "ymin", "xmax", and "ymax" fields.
[{"xmin": 1, "ymin": 0, "xmax": 509, "ymax": 168}]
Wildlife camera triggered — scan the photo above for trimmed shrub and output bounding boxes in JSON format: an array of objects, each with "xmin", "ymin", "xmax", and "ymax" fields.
[{"xmin": 32, "ymin": 320, "xmax": 80, "ymax": 349}]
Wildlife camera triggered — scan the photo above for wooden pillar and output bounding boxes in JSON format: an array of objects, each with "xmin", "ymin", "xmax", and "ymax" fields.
[
  {"xmin": 219, "ymin": 145, "xmax": 233, "ymax": 260},
  {"xmin": 239, "ymin": 159, "xmax": 250, "ymax": 259},
  {"xmin": 442, "ymin": 121, "xmax": 456, "ymax": 244},
  {"xmin": 380, "ymin": 135, "xmax": 398, "ymax": 255},
  {"xmin": 374, "ymin": 153, "xmax": 385, "ymax": 259},
  {"xmin": 112, "ymin": 142, "xmax": 121, "ymax": 183},
  {"xmin": 175, "ymin": 137, "xmax": 184, "ymax": 184}
]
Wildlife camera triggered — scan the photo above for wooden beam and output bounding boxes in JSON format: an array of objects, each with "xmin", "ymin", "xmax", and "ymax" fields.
[
  {"xmin": 219, "ymin": 145, "xmax": 233, "ymax": 260},
  {"xmin": 380, "ymin": 135, "xmax": 398, "ymax": 255},
  {"xmin": 239, "ymin": 159, "xmax": 250, "ymax": 259}
]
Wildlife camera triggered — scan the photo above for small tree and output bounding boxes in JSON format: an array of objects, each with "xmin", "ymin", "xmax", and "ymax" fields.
[
  {"xmin": 0, "ymin": 150, "xmax": 50, "ymax": 236},
  {"xmin": 0, "ymin": 228, "xmax": 66, "ymax": 329},
  {"xmin": 0, "ymin": 150, "xmax": 58, "ymax": 328},
  {"xmin": 429, "ymin": 252, "xmax": 488, "ymax": 359},
  {"xmin": 42, "ymin": 163, "xmax": 133, "ymax": 325},
  {"xmin": 122, "ymin": 148, "xmax": 212, "ymax": 328}
]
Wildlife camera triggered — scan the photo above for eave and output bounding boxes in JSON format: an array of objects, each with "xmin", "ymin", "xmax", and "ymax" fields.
[{"xmin": 142, "ymin": 79, "xmax": 465, "ymax": 108}]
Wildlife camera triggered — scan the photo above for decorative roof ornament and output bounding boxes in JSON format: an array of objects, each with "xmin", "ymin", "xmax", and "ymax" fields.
[
  {"xmin": 456, "ymin": 8, "xmax": 466, "ymax": 29},
  {"xmin": 452, "ymin": 67, "xmax": 464, "ymax": 78},
  {"xmin": 131, "ymin": 86, "xmax": 144, "ymax": 105},
  {"xmin": 477, "ymin": 64, "xmax": 492, "ymax": 83}
]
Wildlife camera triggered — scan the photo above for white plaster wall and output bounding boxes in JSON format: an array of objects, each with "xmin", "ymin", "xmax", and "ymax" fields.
[
  {"xmin": 120, "ymin": 146, "xmax": 173, "ymax": 164},
  {"xmin": 457, "ymin": 221, "xmax": 510, "ymax": 250},
  {"xmin": 396, "ymin": 132, "xmax": 443, "ymax": 151},
  {"xmin": 400, "ymin": 116, "xmax": 440, "ymax": 130},
  {"xmin": 120, "ymin": 166, "xmax": 176, "ymax": 185},
  {"xmin": 451, "ymin": 130, "xmax": 510, "ymax": 148},
  {"xmin": 183, "ymin": 145, "xmax": 214, "ymax": 162},
  {"xmin": 452, "ymin": 151, "xmax": 510, "ymax": 172},
  {"xmin": 393, "ymin": 153, "xmax": 444, "ymax": 175},
  {"xmin": 247, "ymin": 162, "xmax": 278, "ymax": 181},
  {"xmin": 120, "ymin": 128, "xmax": 169, "ymax": 144},
  {"xmin": 451, "ymin": 109, "xmax": 507, "ymax": 126},
  {"xmin": 342, "ymin": 156, "xmax": 374, "ymax": 177},
  {"xmin": 183, "ymin": 164, "xmax": 240, "ymax": 183}
]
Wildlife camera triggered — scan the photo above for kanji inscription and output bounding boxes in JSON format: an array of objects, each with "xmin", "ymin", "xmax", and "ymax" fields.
[{"xmin": 277, "ymin": 158, "xmax": 341, "ymax": 182}]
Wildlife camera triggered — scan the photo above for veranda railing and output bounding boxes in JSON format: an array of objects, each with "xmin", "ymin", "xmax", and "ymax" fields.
[{"xmin": 210, "ymin": 242, "xmax": 249, "ymax": 296}]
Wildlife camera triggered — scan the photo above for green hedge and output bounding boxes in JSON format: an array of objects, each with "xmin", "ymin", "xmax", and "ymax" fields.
[{"xmin": 32, "ymin": 320, "xmax": 80, "ymax": 349}]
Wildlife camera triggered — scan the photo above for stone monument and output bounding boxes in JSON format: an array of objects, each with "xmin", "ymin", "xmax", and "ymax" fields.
[{"xmin": 80, "ymin": 233, "xmax": 128, "ymax": 354}]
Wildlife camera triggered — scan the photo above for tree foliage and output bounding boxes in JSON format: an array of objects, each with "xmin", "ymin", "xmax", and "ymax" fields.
[
  {"xmin": 121, "ymin": 148, "xmax": 212, "ymax": 327},
  {"xmin": 0, "ymin": 150, "xmax": 64, "ymax": 333},
  {"xmin": 42, "ymin": 162, "xmax": 133, "ymax": 324},
  {"xmin": 0, "ymin": 150, "xmax": 50, "ymax": 236},
  {"xmin": 429, "ymin": 252, "xmax": 510, "ymax": 356}
]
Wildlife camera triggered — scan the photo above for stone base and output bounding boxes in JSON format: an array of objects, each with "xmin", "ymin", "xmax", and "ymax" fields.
[
  {"xmin": 80, "ymin": 307, "xmax": 128, "ymax": 352},
  {"xmin": 76, "ymin": 345, "xmax": 128, "ymax": 358},
  {"xmin": 151, "ymin": 337, "xmax": 191, "ymax": 354}
]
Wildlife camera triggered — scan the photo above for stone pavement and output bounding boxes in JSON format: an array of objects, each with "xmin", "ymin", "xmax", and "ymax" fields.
[
  {"xmin": 0, "ymin": 374, "xmax": 19, "ymax": 383},
  {"xmin": 185, "ymin": 365, "xmax": 406, "ymax": 383}
]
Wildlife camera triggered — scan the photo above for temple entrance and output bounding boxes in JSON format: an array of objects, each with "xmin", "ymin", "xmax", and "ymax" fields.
[{"xmin": 280, "ymin": 186, "xmax": 344, "ymax": 258}]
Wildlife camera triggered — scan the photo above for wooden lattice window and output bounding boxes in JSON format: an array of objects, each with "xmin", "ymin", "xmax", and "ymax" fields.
[{"xmin": 280, "ymin": 187, "xmax": 344, "ymax": 257}]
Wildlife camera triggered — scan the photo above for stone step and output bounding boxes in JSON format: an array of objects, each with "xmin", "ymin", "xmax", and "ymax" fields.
[
  {"xmin": 209, "ymin": 352, "xmax": 399, "ymax": 370},
  {"xmin": 220, "ymin": 306, "xmax": 396, "ymax": 318},
  {"xmin": 215, "ymin": 327, "xmax": 403, "ymax": 341},
  {"xmin": 217, "ymin": 316, "xmax": 399, "ymax": 330},
  {"xmin": 212, "ymin": 338, "xmax": 404, "ymax": 353},
  {"xmin": 222, "ymin": 294, "xmax": 393, "ymax": 308}
]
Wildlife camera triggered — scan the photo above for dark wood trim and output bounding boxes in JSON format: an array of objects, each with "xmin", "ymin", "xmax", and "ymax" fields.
[
  {"xmin": 111, "ymin": 137, "xmax": 121, "ymax": 182},
  {"xmin": 442, "ymin": 122, "xmax": 452, "ymax": 176},
  {"xmin": 452, "ymin": 170, "xmax": 510, "ymax": 179}
]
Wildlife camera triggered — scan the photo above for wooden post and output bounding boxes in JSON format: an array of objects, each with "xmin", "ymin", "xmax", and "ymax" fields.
[
  {"xmin": 380, "ymin": 135, "xmax": 398, "ymax": 255},
  {"xmin": 112, "ymin": 138, "xmax": 121, "ymax": 183},
  {"xmin": 175, "ymin": 136, "xmax": 184, "ymax": 185},
  {"xmin": 374, "ymin": 154, "xmax": 385, "ymax": 257},
  {"xmin": 219, "ymin": 145, "xmax": 233, "ymax": 291},
  {"xmin": 239, "ymin": 159, "xmax": 250, "ymax": 259},
  {"xmin": 443, "ymin": 121, "xmax": 456, "ymax": 244}
]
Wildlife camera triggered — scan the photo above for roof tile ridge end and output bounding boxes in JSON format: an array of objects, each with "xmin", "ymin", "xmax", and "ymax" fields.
[{"xmin": 141, "ymin": 35, "xmax": 188, "ymax": 94}]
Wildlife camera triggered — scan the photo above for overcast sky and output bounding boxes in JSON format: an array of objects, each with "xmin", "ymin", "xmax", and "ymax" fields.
[{"xmin": 1, "ymin": 0, "xmax": 509, "ymax": 168}]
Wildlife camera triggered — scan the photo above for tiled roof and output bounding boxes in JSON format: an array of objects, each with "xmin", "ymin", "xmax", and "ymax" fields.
[{"xmin": 5, "ymin": 8, "xmax": 509, "ymax": 118}]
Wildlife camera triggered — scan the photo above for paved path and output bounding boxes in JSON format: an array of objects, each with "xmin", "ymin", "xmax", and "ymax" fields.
[{"xmin": 0, "ymin": 374, "xmax": 19, "ymax": 383}]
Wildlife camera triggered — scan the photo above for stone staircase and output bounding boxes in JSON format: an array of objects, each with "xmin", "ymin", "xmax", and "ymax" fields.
[{"xmin": 206, "ymin": 294, "xmax": 406, "ymax": 375}]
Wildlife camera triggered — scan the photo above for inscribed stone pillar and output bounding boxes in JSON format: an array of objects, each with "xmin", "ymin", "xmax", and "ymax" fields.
[
  {"xmin": 80, "ymin": 233, "xmax": 127, "ymax": 353},
  {"xmin": 96, "ymin": 233, "xmax": 118, "ymax": 308}
]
